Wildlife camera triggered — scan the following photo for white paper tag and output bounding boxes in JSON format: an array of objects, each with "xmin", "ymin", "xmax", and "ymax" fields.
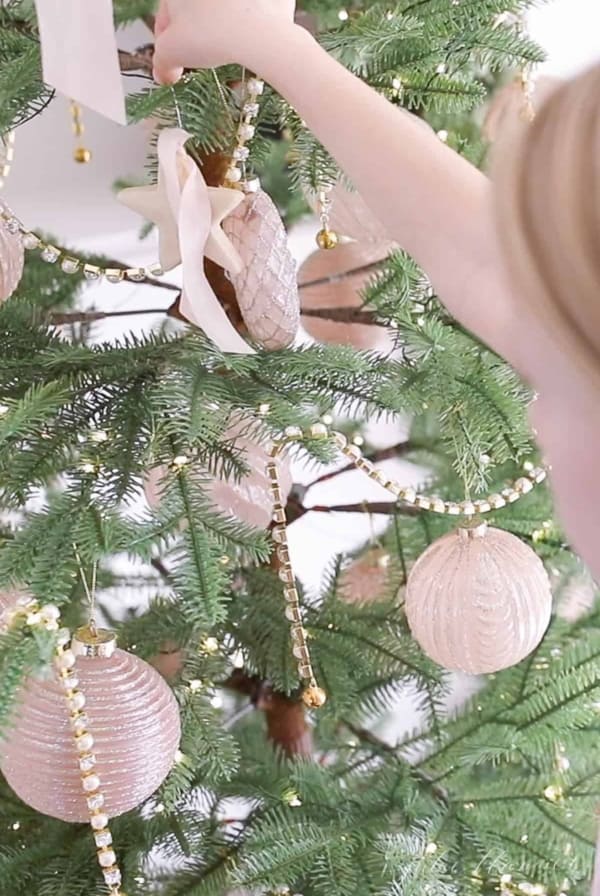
[{"xmin": 34, "ymin": 0, "xmax": 126, "ymax": 125}]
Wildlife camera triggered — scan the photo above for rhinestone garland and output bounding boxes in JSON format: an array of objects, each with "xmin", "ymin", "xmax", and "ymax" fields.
[
  {"xmin": 268, "ymin": 422, "xmax": 547, "ymax": 704},
  {"xmin": 0, "ymin": 201, "xmax": 164, "ymax": 284},
  {"xmin": 0, "ymin": 76, "xmax": 265, "ymax": 282},
  {"xmin": 1, "ymin": 597, "xmax": 126, "ymax": 895}
]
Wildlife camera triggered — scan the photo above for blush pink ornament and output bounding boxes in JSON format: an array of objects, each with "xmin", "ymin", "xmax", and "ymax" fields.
[
  {"xmin": 405, "ymin": 522, "xmax": 552, "ymax": 675},
  {"xmin": 339, "ymin": 547, "xmax": 392, "ymax": 606},
  {"xmin": 299, "ymin": 240, "xmax": 394, "ymax": 351},
  {"xmin": 223, "ymin": 189, "xmax": 300, "ymax": 350},
  {"xmin": 311, "ymin": 180, "xmax": 395, "ymax": 247},
  {"xmin": 145, "ymin": 419, "xmax": 293, "ymax": 530},
  {"xmin": 0, "ymin": 219, "xmax": 24, "ymax": 301},
  {"xmin": 0, "ymin": 634, "xmax": 181, "ymax": 822}
]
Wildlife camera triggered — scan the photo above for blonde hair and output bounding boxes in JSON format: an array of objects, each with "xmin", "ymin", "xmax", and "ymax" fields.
[{"xmin": 494, "ymin": 63, "xmax": 600, "ymax": 386}]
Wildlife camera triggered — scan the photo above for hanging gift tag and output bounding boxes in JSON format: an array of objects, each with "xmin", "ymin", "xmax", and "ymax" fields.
[{"xmin": 34, "ymin": 0, "xmax": 126, "ymax": 125}]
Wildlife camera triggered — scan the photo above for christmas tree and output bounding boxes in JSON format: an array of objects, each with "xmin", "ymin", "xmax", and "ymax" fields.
[{"xmin": 0, "ymin": 1, "xmax": 597, "ymax": 895}]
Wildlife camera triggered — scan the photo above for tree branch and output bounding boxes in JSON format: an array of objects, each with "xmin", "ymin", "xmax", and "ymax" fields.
[
  {"xmin": 118, "ymin": 45, "xmax": 154, "ymax": 75},
  {"xmin": 50, "ymin": 306, "xmax": 173, "ymax": 326},
  {"xmin": 224, "ymin": 669, "xmax": 313, "ymax": 757},
  {"xmin": 304, "ymin": 440, "xmax": 414, "ymax": 489}
]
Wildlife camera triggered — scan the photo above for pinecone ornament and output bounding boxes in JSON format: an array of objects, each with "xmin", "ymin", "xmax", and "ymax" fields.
[{"xmin": 223, "ymin": 190, "xmax": 300, "ymax": 350}]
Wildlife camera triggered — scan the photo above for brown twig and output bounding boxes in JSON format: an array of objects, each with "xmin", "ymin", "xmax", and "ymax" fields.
[
  {"xmin": 118, "ymin": 46, "xmax": 154, "ymax": 75},
  {"xmin": 301, "ymin": 305, "xmax": 381, "ymax": 326},
  {"xmin": 225, "ymin": 669, "xmax": 313, "ymax": 757},
  {"xmin": 308, "ymin": 500, "xmax": 417, "ymax": 516},
  {"xmin": 50, "ymin": 306, "xmax": 173, "ymax": 326},
  {"xmin": 298, "ymin": 258, "xmax": 387, "ymax": 292},
  {"xmin": 344, "ymin": 721, "xmax": 449, "ymax": 805},
  {"xmin": 304, "ymin": 440, "xmax": 413, "ymax": 489}
]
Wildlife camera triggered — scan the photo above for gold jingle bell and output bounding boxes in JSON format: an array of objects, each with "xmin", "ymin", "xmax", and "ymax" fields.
[
  {"xmin": 302, "ymin": 684, "xmax": 327, "ymax": 708},
  {"xmin": 73, "ymin": 146, "xmax": 92, "ymax": 164},
  {"xmin": 316, "ymin": 228, "xmax": 339, "ymax": 250}
]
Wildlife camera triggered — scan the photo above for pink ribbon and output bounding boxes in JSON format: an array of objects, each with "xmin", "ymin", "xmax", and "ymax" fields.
[
  {"xmin": 34, "ymin": 0, "xmax": 126, "ymax": 124},
  {"xmin": 157, "ymin": 128, "xmax": 254, "ymax": 355}
]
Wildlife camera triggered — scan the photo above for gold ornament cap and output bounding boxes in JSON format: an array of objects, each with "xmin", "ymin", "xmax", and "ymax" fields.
[
  {"xmin": 71, "ymin": 624, "xmax": 117, "ymax": 658},
  {"xmin": 458, "ymin": 519, "xmax": 487, "ymax": 540}
]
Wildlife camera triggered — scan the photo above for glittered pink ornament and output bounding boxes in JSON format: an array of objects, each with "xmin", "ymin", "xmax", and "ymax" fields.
[
  {"xmin": 146, "ymin": 418, "xmax": 293, "ymax": 530},
  {"xmin": 299, "ymin": 241, "xmax": 394, "ymax": 350},
  {"xmin": 0, "ymin": 646, "xmax": 180, "ymax": 822},
  {"xmin": 339, "ymin": 547, "xmax": 392, "ymax": 606},
  {"xmin": 0, "ymin": 221, "xmax": 24, "ymax": 301},
  {"xmin": 405, "ymin": 522, "xmax": 552, "ymax": 675},
  {"xmin": 223, "ymin": 189, "xmax": 300, "ymax": 350}
]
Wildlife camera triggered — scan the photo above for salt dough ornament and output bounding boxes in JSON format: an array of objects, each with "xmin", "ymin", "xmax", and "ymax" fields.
[
  {"xmin": 0, "ymin": 625, "xmax": 181, "ymax": 823},
  {"xmin": 222, "ymin": 190, "xmax": 300, "ymax": 350},
  {"xmin": 405, "ymin": 522, "xmax": 552, "ymax": 675}
]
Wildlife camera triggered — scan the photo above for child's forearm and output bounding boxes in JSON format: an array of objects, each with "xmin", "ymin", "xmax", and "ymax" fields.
[{"xmin": 247, "ymin": 24, "xmax": 518, "ymax": 363}]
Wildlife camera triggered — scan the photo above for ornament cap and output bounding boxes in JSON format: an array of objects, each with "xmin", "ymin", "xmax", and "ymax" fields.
[
  {"xmin": 72, "ymin": 625, "xmax": 117, "ymax": 659},
  {"xmin": 458, "ymin": 520, "xmax": 487, "ymax": 540}
]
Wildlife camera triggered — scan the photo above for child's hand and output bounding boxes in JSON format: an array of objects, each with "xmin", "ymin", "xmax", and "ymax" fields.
[{"xmin": 153, "ymin": 0, "xmax": 296, "ymax": 85}]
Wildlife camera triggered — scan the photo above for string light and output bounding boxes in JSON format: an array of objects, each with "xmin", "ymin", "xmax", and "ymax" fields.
[
  {"xmin": 542, "ymin": 784, "xmax": 564, "ymax": 803},
  {"xmin": 201, "ymin": 636, "xmax": 219, "ymax": 654}
]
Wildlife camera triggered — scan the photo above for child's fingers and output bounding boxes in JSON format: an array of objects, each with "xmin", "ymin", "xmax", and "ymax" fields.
[
  {"xmin": 154, "ymin": 0, "xmax": 171, "ymax": 36},
  {"xmin": 153, "ymin": 23, "xmax": 184, "ymax": 85}
]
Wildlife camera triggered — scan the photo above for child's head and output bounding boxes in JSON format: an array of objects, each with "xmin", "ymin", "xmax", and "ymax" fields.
[{"xmin": 494, "ymin": 62, "xmax": 600, "ymax": 576}]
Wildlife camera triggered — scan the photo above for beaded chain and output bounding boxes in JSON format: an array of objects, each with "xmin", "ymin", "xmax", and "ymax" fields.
[
  {"xmin": 1, "ymin": 598, "xmax": 126, "ymax": 896},
  {"xmin": 268, "ymin": 422, "xmax": 547, "ymax": 706},
  {"xmin": 224, "ymin": 75, "xmax": 264, "ymax": 192}
]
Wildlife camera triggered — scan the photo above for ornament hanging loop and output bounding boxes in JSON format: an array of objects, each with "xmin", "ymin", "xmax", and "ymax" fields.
[{"xmin": 71, "ymin": 544, "xmax": 116, "ymax": 657}]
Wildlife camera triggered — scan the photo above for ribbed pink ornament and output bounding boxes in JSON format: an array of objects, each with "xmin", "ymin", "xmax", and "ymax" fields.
[
  {"xmin": 0, "ymin": 649, "xmax": 180, "ymax": 822},
  {"xmin": 145, "ymin": 419, "xmax": 293, "ymax": 530},
  {"xmin": 223, "ymin": 190, "xmax": 299, "ymax": 350},
  {"xmin": 405, "ymin": 523, "xmax": 552, "ymax": 675},
  {"xmin": 0, "ymin": 224, "xmax": 24, "ymax": 301},
  {"xmin": 299, "ymin": 240, "xmax": 394, "ymax": 350}
]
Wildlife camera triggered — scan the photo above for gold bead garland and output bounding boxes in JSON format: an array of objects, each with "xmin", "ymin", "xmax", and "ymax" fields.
[
  {"xmin": 268, "ymin": 422, "xmax": 547, "ymax": 704},
  {"xmin": 0, "ymin": 598, "xmax": 126, "ymax": 896}
]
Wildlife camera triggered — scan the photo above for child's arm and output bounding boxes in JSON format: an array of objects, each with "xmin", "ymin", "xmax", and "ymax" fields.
[{"xmin": 153, "ymin": 0, "xmax": 520, "ymax": 366}]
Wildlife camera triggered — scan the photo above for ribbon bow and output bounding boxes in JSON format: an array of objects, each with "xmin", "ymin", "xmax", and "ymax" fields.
[{"xmin": 119, "ymin": 128, "xmax": 254, "ymax": 354}]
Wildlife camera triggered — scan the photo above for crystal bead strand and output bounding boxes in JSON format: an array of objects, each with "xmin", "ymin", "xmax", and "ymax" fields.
[{"xmin": 224, "ymin": 76, "xmax": 264, "ymax": 193}]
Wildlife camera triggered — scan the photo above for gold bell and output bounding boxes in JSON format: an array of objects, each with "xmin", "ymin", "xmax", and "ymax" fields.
[
  {"xmin": 302, "ymin": 684, "xmax": 327, "ymax": 709},
  {"xmin": 73, "ymin": 146, "xmax": 92, "ymax": 164},
  {"xmin": 316, "ymin": 228, "xmax": 339, "ymax": 251}
]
